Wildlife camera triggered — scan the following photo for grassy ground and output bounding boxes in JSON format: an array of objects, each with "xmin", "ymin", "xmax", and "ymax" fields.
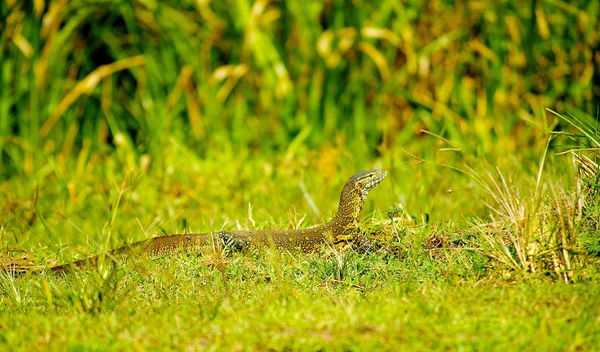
[
  {"xmin": 2, "ymin": 135, "xmax": 599, "ymax": 350},
  {"xmin": 2, "ymin": 1, "xmax": 600, "ymax": 350},
  {"xmin": 2, "ymin": 259, "xmax": 598, "ymax": 350}
]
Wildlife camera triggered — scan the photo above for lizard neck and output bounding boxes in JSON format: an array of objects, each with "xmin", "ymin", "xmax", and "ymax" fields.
[{"xmin": 328, "ymin": 181, "xmax": 366, "ymax": 235}]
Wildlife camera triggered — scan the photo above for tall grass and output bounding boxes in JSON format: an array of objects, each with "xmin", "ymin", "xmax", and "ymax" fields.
[
  {"xmin": 468, "ymin": 110, "xmax": 599, "ymax": 282},
  {"xmin": 1, "ymin": 0, "xmax": 598, "ymax": 180}
]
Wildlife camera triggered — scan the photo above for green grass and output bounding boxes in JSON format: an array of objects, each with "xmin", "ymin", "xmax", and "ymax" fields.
[
  {"xmin": 2, "ymin": 0, "xmax": 600, "ymax": 350},
  {"xmin": 1, "ymin": 144, "xmax": 599, "ymax": 349},
  {"xmin": 1, "ymin": 230, "xmax": 599, "ymax": 350}
]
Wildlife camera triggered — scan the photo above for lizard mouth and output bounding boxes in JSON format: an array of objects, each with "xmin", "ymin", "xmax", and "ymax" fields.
[{"xmin": 365, "ymin": 171, "xmax": 387, "ymax": 191}]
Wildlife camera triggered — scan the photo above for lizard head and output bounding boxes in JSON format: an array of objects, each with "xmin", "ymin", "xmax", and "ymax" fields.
[{"xmin": 336, "ymin": 169, "xmax": 387, "ymax": 222}]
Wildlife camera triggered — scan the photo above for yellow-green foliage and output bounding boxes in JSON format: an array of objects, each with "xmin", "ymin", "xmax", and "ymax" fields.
[
  {"xmin": 1, "ymin": 0, "xmax": 598, "ymax": 178},
  {"xmin": 1, "ymin": 1, "xmax": 600, "ymax": 350}
]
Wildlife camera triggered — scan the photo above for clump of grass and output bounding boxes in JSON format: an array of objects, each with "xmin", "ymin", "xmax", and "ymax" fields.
[
  {"xmin": 552, "ymin": 109, "xmax": 600, "ymax": 257},
  {"xmin": 469, "ymin": 161, "xmax": 587, "ymax": 282},
  {"xmin": 573, "ymin": 153, "xmax": 600, "ymax": 256},
  {"xmin": 467, "ymin": 110, "xmax": 600, "ymax": 282}
]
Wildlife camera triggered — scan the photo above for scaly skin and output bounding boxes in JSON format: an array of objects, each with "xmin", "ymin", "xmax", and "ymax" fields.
[{"xmin": 42, "ymin": 169, "xmax": 386, "ymax": 274}]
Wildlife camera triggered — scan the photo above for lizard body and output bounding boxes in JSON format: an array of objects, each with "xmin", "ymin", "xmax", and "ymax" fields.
[{"xmin": 19, "ymin": 169, "xmax": 386, "ymax": 274}]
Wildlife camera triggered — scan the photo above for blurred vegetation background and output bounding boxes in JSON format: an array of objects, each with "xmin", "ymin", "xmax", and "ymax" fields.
[
  {"xmin": 1, "ymin": 0, "xmax": 598, "ymax": 177},
  {"xmin": 0, "ymin": 0, "xmax": 599, "ymax": 250},
  {"xmin": 2, "ymin": 3, "xmax": 600, "ymax": 348}
]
